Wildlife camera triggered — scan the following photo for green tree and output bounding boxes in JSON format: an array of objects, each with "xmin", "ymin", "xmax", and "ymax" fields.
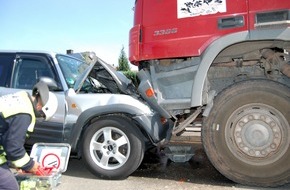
[{"xmin": 118, "ymin": 46, "xmax": 130, "ymax": 71}]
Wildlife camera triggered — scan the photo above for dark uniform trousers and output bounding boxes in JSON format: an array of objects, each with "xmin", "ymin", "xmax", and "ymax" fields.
[{"xmin": 0, "ymin": 114, "xmax": 32, "ymax": 190}]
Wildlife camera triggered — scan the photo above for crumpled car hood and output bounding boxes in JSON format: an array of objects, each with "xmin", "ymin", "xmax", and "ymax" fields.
[{"xmin": 73, "ymin": 54, "xmax": 136, "ymax": 95}]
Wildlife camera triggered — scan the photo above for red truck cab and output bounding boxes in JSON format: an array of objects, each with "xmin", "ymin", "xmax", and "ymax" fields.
[
  {"xmin": 130, "ymin": 0, "xmax": 290, "ymax": 64},
  {"xmin": 129, "ymin": 0, "xmax": 290, "ymax": 187}
]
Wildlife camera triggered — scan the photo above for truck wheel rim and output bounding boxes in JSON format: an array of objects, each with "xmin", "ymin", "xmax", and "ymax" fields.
[
  {"xmin": 89, "ymin": 126, "xmax": 131, "ymax": 170},
  {"xmin": 225, "ymin": 103, "xmax": 289, "ymax": 166}
]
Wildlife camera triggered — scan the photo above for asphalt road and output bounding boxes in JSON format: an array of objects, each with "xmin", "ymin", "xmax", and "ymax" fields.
[{"xmin": 55, "ymin": 148, "xmax": 290, "ymax": 190}]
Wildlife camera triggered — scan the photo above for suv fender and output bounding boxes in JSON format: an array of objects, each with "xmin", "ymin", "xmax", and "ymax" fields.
[{"xmin": 69, "ymin": 103, "xmax": 169, "ymax": 151}]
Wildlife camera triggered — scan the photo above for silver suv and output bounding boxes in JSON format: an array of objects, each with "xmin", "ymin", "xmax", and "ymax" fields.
[{"xmin": 0, "ymin": 51, "xmax": 169, "ymax": 179}]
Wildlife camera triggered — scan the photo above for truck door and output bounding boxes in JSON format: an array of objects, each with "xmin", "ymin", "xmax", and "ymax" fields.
[{"xmin": 138, "ymin": 0, "xmax": 249, "ymax": 60}]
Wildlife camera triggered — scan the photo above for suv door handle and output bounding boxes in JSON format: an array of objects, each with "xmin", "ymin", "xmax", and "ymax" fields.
[{"xmin": 218, "ymin": 16, "xmax": 244, "ymax": 29}]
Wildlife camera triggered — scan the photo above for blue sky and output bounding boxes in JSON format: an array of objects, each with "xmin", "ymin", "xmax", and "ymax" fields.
[{"xmin": 0, "ymin": 0, "xmax": 136, "ymax": 69}]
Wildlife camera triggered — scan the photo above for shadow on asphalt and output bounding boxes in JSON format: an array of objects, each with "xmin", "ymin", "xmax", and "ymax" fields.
[
  {"xmin": 132, "ymin": 148, "xmax": 235, "ymax": 188},
  {"xmin": 64, "ymin": 148, "xmax": 234, "ymax": 187}
]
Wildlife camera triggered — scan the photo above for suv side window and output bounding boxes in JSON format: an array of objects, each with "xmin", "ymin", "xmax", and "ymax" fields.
[
  {"xmin": 0, "ymin": 54, "xmax": 15, "ymax": 87},
  {"xmin": 12, "ymin": 55, "xmax": 56, "ymax": 89}
]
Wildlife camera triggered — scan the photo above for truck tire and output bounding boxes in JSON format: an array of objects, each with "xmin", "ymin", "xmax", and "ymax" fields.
[
  {"xmin": 81, "ymin": 115, "xmax": 145, "ymax": 179},
  {"xmin": 202, "ymin": 80, "xmax": 290, "ymax": 187}
]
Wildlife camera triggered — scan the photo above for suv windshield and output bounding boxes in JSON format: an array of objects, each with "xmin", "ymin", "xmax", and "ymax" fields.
[{"xmin": 56, "ymin": 55, "xmax": 89, "ymax": 88}]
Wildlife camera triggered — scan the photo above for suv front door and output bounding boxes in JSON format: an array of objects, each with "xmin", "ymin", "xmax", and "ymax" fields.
[{"xmin": 0, "ymin": 53, "xmax": 65, "ymax": 145}]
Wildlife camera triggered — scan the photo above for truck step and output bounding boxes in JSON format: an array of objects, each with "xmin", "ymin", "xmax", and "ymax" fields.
[
  {"xmin": 164, "ymin": 145, "xmax": 194, "ymax": 163},
  {"xmin": 182, "ymin": 122, "xmax": 201, "ymax": 136},
  {"xmin": 169, "ymin": 122, "xmax": 202, "ymax": 144}
]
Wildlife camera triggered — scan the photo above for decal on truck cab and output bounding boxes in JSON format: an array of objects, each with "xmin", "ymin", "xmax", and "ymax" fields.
[{"xmin": 178, "ymin": 0, "xmax": 227, "ymax": 19}]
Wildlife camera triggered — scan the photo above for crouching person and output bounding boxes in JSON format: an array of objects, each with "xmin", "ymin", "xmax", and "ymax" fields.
[{"xmin": 0, "ymin": 81, "xmax": 57, "ymax": 190}]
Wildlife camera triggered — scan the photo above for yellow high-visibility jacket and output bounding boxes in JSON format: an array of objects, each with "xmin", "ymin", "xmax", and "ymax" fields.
[{"xmin": 0, "ymin": 91, "xmax": 36, "ymax": 170}]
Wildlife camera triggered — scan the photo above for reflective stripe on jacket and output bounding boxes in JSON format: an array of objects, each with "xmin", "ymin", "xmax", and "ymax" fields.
[{"xmin": 0, "ymin": 149, "xmax": 6, "ymax": 165}]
